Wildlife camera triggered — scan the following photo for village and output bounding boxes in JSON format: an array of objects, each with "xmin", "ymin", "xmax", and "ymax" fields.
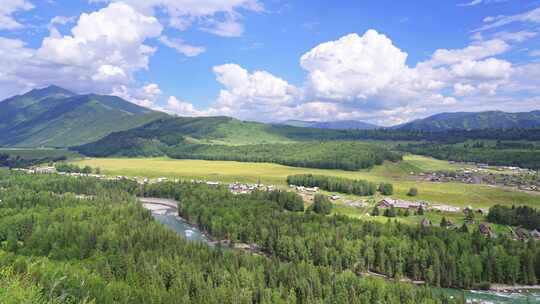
[
  {"xmin": 414, "ymin": 164, "xmax": 540, "ymax": 192},
  {"xmin": 12, "ymin": 165, "xmax": 540, "ymax": 243}
]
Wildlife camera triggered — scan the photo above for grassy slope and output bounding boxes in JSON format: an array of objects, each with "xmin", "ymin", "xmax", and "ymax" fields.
[
  {"xmin": 0, "ymin": 90, "xmax": 167, "ymax": 148},
  {"xmin": 70, "ymin": 155, "xmax": 539, "ymax": 208},
  {"xmin": 15, "ymin": 106, "xmax": 164, "ymax": 148},
  {"xmin": 76, "ymin": 117, "xmax": 300, "ymax": 156},
  {"xmin": 210, "ymin": 120, "xmax": 294, "ymax": 145}
]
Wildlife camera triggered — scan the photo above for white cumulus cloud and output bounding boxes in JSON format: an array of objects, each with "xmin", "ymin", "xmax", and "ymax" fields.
[
  {"xmin": 426, "ymin": 39, "xmax": 509, "ymax": 66},
  {"xmin": 300, "ymin": 30, "xmax": 408, "ymax": 101},
  {"xmin": 92, "ymin": 0, "xmax": 262, "ymax": 35},
  {"xmin": 0, "ymin": 2, "xmax": 163, "ymax": 98},
  {"xmin": 0, "ymin": 0, "xmax": 33, "ymax": 29},
  {"xmin": 182, "ymin": 29, "xmax": 525, "ymax": 125}
]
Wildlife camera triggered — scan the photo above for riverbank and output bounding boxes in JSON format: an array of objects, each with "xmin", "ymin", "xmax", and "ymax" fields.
[
  {"xmin": 139, "ymin": 197, "xmax": 265, "ymax": 255},
  {"xmin": 489, "ymin": 283, "xmax": 540, "ymax": 292}
]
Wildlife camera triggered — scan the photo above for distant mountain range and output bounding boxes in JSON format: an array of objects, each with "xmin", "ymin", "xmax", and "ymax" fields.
[
  {"xmin": 281, "ymin": 120, "xmax": 380, "ymax": 130},
  {"xmin": 1, "ymin": 86, "xmax": 540, "ymax": 149},
  {"xmin": 283, "ymin": 111, "xmax": 540, "ymax": 131},
  {"xmin": 0, "ymin": 86, "xmax": 166, "ymax": 147},
  {"xmin": 396, "ymin": 111, "xmax": 540, "ymax": 131}
]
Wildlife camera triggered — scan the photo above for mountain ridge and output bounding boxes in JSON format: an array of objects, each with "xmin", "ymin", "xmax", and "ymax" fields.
[
  {"xmin": 2, "ymin": 86, "xmax": 540, "ymax": 149},
  {"xmin": 396, "ymin": 110, "xmax": 540, "ymax": 131},
  {"xmin": 0, "ymin": 86, "xmax": 167, "ymax": 147}
]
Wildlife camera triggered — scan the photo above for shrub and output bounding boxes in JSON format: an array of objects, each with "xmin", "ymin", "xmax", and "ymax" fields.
[{"xmin": 407, "ymin": 187, "xmax": 418, "ymax": 197}]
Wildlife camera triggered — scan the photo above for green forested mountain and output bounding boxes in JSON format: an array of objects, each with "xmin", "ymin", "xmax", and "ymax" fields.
[
  {"xmin": 75, "ymin": 116, "xmax": 296, "ymax": 156},
  {"xmin": 0, "ymin": 86, "xmax": 166, "ymax": 147},
  {"xmin": 397, "ymin": 111, "xmax": 540, "ymax": 131}
]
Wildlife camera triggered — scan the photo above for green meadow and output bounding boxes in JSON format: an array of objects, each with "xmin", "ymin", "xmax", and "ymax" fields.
[{"xmin": 71, "ymin": 154, "xmax": 540, "ymax": 209}]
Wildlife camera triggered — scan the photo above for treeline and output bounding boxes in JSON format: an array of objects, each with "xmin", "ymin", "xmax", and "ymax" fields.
[
  {"xmin": 400, "ymin": 142, "xmax": 540, "ymax": 169},
  {"xmin": 0, "ymin": 153, "xmax": 67, "ymax": 168},
  {"xmin": 495, "ymin": 141, "xmax": 536, "ymax": 150},
  {"xmin": 177, "ymin": 184, "xmax": 540, "ymax": 289},
  {"xmin": 269, "ymin": 126, "xmax": 540, "ymax": 143},
  {"xmin": 287, "ymin": 174, "xmax": 382, "ymax": 196},
  {"xmin": 487, "ymin": 205, "xmax": 540, "ymax": 230},
  {"xmin": 55, "ymin": 163, "xmax": 99, "ymax": 174},
  {"xmin": 0, "ymin": 172, "xmax": 457, "ymax": 303},
  {"xmin": 167, "ymin": 141, "xmax": 402, "ymax": 171}
]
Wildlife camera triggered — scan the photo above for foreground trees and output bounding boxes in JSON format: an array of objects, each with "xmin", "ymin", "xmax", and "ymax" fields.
[
  {"xmin": 176, "ymin": 182, "xmax": 540, "ymax": 289},
  {"xmin": 0, "ymin": 172, "xmax": 457, "ymax": 303}
]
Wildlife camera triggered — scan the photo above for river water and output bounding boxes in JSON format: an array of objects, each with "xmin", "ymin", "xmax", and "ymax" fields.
[
  {"xmin": 141, "ymin": 198, "xmax": 540, "ymax": 303},
  {"xmin": 141, "ymin": 198, "xmax": 211, "ymax": 244},
  {"xmin": 437, "ymin": 288, "xmax": 540, "ymax": 303}
]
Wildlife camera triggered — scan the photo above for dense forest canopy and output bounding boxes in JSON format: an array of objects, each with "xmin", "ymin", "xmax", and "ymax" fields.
[
  {"xmin": 177, "ymin": 184, "xmax": 540, "ymax": 289},
  {"xmin": 0, "ymin": 172, "xmax": 460, "ymax": 303}
]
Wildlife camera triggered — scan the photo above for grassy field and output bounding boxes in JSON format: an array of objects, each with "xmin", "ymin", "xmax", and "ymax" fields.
[
  {"xmin": 0, "ymin": 148, "xmax": 81, "ymax": 159},
  {"xmin": 71, "ymin": 155, "xmax": 539, "ymax": 209}
]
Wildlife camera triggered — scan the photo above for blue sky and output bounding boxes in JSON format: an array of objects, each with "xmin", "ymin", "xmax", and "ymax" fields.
[{"xmin": 1, "ymin": 0, "xmax": 540, "ymax": 125}]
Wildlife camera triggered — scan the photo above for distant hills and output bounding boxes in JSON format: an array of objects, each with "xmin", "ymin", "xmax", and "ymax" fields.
[
  {"xmin": 75, "ymin": 116, "xmax": 314, "ymax": 156},
  {"xmin": 283, "ymin": 111, "xmax": 540, "ymax": 132},
  {"xmin": 281, "ymin": 120, "xmax": 379, "ymax": 130},
  {"xmin": 0, "ymin": 86, "xmax": 166, "ymax": 147},
  {"xmin": 1, "ymin": 86, "xmax": 540, "ymax": 149},
  {"xmin": 396, "ymin": 111, "xmax": 540, "ymax": 131}
]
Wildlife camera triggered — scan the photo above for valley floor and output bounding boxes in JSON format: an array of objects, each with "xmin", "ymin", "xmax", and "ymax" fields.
[{"xmin": 71, "ymin": 155, "xmax": 540, "ymax": 209}]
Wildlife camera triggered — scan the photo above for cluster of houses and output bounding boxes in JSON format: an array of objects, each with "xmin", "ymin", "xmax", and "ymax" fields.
[
  {"xmin": 449, "ymin": 161, "xmax": 534, "ymax": 174},
  {"xmin": 13, "ymin": 166, "xmax": 57, "ymax": 174},
  {"xmin": 377, "ymin": 198, "xmax": 464, "ymax": 214},
  {"xmin": 508, "ymin": 227, "xmax": 540, "ymax": 241},
  {"xmin": 477, "ymin": 224, "xmax": 540, "ymax": 241},
  {"xmin": 376, "ymin": 198, "xmax": 428, "ymax": 211},
  {"xmin": 289, "ymin": 185, "xmax": 319, "ymax": 193},
  {"xmin": 229, "ymin": 182, "xmax": 275, "ymax": 194},
  {"xmin": 417, "ymin": 168, "xmax": 540, "ymax": 192},
  {"xmin": 418, "ymin": 170, "xmax": 482, "ymax": 184}
]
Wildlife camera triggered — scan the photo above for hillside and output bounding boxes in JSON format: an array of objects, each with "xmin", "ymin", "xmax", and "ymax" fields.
[
  {"xmin": 282, "ymin": 119, "xmax": 379, "ymax": 130},
  {"xmin": 75, "ymin": 116, "xmax": 297, "ymax": 157},
  {"xmin": 397, "ymin": 111, "xmax": 540, "ymax": 131},
  {"xmin": 75, "ymin": 115, "xmax": 386, "ymax": 157},
  {"xmin": 0, "ymin": 86, "xmax": 167, "ymax": 147},
  {"xmin": 74, "ymin": 116, "xmax": 402, "ymax": 170}
]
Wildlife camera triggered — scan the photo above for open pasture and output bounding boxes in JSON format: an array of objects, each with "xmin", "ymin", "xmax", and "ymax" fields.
[{"xmin": 71, "ymin": 155, "xmax": 540, "ymax": 209}]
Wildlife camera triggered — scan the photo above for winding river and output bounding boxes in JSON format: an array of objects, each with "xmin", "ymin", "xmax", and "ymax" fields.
[
  {"xmin": 139, "ymin": 197, "xmax": 540, "ymax": 303},
  {"xmin": 140, "ymin": 197, "xmax": 211, "ymax": 244}
]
